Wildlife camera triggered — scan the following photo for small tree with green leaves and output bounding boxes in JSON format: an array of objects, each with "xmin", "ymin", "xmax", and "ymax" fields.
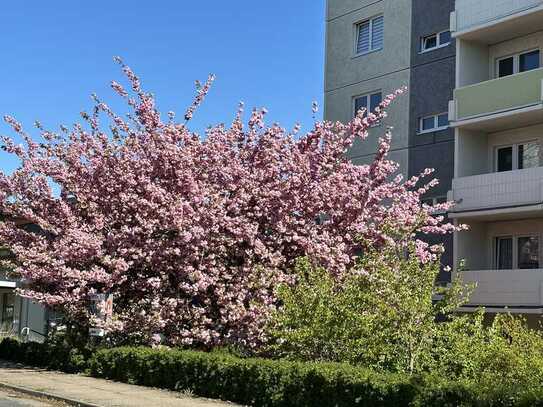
[{"xmin": 267, "ymin": 243, "xmax": 469, "ymax": 373}]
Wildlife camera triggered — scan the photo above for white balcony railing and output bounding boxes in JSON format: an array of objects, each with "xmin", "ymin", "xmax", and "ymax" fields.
[
  {"xmin": 461, "ymin": 269, "xmax": 543, "ymax": 306},
  {"xmin": 451, "ymin": 166, "xmax": 543, "ymax": 212},
  {"xmin": 454, "ymin": 0, "xmax": 543, "ymax": 32}
]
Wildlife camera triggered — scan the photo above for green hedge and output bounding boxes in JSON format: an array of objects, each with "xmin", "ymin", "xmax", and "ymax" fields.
[{"xmin": 0, "ymin": 338, "xmax": 541, "ymax": 407}]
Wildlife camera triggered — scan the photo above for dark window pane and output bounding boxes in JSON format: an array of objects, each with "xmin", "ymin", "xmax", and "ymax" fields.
[
  {"xmin": 370, "ymin": 92, "xmax": 382, "ymax": 111},
  {"xmin": 497, "ymin": 146, "xmax": 513, "ymax": 172},
  {"xmin": 520, "ymin": 50, "xmax": 540, "ymax": 72},
  {"xmin": 422, "ymin": 117, "xmax": 435, "ymax": 131},
  {"xmin": 436, "ymin": 196, "xmax": 448, "ymax": 204},
  {"xmin": 423, "ymin": 35, "xmax": 437, "ymax": 50},
  {"xmin": 518, "ymin": 236, "xmax": 539, "ymax": 269},
  {"xmin": 1, "ymin": 293, "xmax": 15, "ymax": 333},
  {"xmin": 354, "ymin": 96, "xmax": 367, "ymax": 116},
  {"xmin": 437, "ymin": 113, "xmax": 449, "ymax": 128},
  {"xmin": 496, "ymin": 237, "xmax": 513, "ymax": 270},
  {"xmin": 498, "ymin": 57, "xmax": 514, "ymax": 78},
  {"xmin": 439, "ymin": 31, "xmax": 451, "ymax": 45},
  {"xmin": 518, "ymin": 142, "xmax": 540, "ymax": 169}
]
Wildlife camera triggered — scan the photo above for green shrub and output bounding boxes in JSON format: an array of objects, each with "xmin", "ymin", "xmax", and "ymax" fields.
[
  {"xmin": 0, "ymin": 336, "xmax": 89, "ymax": 373},
  {"xmin": 88, "ymin": 346, "xmax": 416, "ymax": 407},
  {"xmin": 266, "ymin": 245, "xmax": 468, "ymax": 374}
]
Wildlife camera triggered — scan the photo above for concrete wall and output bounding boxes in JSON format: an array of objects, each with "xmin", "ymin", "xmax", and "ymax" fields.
[
  {"xmin": 455, "ymin": 129, "xmax": 488, "ymax": 177},
  {"xmin": 325, "ymin": 0, "xmax": 412, "ymax": 92},
  {"xmin": 409, "ymin": 0, "xmax": 456, "ymax": 276},
  {"xmin": 324, "ymin": 0, "xmax": 412, "ymax": 178},
  {"xmin": 325, "ymin": 0, "xmax": 457, "ymax": 276},
  {"xmin": 455, "ymin": 221, "xmax": 488, "ymax": 270},
  {"xmin": 456, "ymin": 40, "xmax": 489, "ymax": 87}
]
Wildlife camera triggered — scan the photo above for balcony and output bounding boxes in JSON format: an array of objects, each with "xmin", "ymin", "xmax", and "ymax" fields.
[
  {"xmin": 450, "ymin": 68, "xmax": 543, "ymax": 132},
  {"xmin": 452, "ymin": 0, "xmax": 543, "ymax": 43},
  {"xmin": 449, "ymin": 167, "xmax": 543, "ymax": 219},
  {"xmin": 460, "ymin": 269, "xmax": 543, "ymax": 309}
]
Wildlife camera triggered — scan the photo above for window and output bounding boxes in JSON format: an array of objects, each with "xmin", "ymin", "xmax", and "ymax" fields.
[
  {"xmin": 419, "ymin": 112, "xmax": 449, "ymax": 133},
  {"xmin": 356, "ymin": 16, "xmax": 384, "ymax": 55},
  {"xmin": 496, "ymin": 50, "xmax": 540, "ymax": 78},
  {"xmin": 496, "ymin": 236, "xmax": 513, "ymax": 270},
  {"xmin": 0, "ymin": 293, "xmax": 14, "ymax": 333},
  {"xmin": 495, "ymin": 142, "xmax": 540, "ymax": 172},
  {"xmin": 354, "ymin": 91, "xmax": 382, "ymax": 117},
  {"xmin": 495, "ymin": 235, "xmax": 540, "ymax": 270},
  {"xmin": 420, "ymin": 30, "xmax": 451, "ymax": 53}
]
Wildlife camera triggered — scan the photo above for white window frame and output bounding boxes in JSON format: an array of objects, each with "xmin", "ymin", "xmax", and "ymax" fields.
[
  {"xmin": 418, "ymin": 112, "xmax": 449, "ymax": 134},
  {"xmin": 495, "ymin": 48, "xmax": 541, "ymax": 78},
  {"xmin": 354, "ymin": 15, "xmax": 384, "ymax": 57},
  {"xmin": 352, "ymin": 91, "xmax": 382, "ymax": 118},
  {"xmin": 420, "ymin": 30, "xmax": 451, "ymax": 54},
  {"xmin": 494, "ymin": 140, "xmax": 540, "ymax": 172},
  {"xmin": 493, "ymin": 234, "xmax": 541, "ymax": 270}
]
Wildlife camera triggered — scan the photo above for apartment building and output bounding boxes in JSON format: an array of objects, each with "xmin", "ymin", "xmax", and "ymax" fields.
[
  {"xmin": 448, "ymin": 0, "xmax": 543, "ymax": 314},
  {"xmin": 0, "ymin": 219, "xmax": 50, "ymax": 341},
  {"xmin": 325, "ymin": 0, "xmax": 543, "ymax": 314},
  {"xmin": 324, "ymin": 0, "xmax": 456, "ymax": 279}
]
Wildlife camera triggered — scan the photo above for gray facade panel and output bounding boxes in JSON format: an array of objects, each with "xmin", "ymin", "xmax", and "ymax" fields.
[
  {"xmin": 408, "ymin": 57, "xmax": 455, "ymax": 149},
  {"xmin": 411, "ymin": 0, "xmax": 455, "ymax": 67}
]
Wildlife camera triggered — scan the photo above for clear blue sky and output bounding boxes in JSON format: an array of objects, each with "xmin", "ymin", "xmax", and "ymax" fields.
[{"xmin": 0, "ymin": 1, "xmax": 325, "ymax": 174}]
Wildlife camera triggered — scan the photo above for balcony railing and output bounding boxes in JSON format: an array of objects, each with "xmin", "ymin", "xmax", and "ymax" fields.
[
  {"xmin": 451, "ymin": 166, "xmax": 543, "ymax": 212},
  {"xmin": 452, "ymin": 68, "xmax": 543, "ymax": 122},
  {"xmin": 454, "ymin": 0, "xmax": 543, "ymax": 32},
  {"xmin": 461, "ymin": 269, "xmax": 543, "ymax": 306}
]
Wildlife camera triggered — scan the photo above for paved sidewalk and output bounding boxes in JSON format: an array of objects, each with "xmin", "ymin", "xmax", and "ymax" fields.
[{"xmin": 0, "ymin": 360, "xmax": 240, "ymax": 407}]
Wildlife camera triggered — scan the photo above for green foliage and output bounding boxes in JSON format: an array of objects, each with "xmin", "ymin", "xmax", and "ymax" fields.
[
  {"xmin": 4, "ymin": 337, "xmax": 543, "ymax": 406},
  {"xmin": 89, "ymin": 347, "xmax": 416, "ymax": 407},
  {"xmin": 267, "ymin": 244, "xmax": 543, "ymax": 404},
  {"xmin": 267, "ymin": 244, "xmax": 468, "ymax": 373},
  {"xmin": 0, "ymin": 336, "xmax": 90, "ymax": 373}
]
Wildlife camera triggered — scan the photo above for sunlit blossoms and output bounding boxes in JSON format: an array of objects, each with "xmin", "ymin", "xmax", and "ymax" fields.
[{"xmin": 0, "ymin": 59, "xmax": 463, "ymax": 348}]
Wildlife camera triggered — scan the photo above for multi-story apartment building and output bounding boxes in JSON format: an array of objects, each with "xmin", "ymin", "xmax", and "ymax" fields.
[
  {"xmin": 325, "ymin": 0, "xmax": 543, "ymax": 316},
  {"xmin": 448, "ymin": 0, "xmax": 543, "ymax": 314},
  {"xmin": 324, "ymin": 0, "xmax": 456, "ymax": 280}
]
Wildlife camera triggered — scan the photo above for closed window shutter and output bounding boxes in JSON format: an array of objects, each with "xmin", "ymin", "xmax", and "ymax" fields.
[
  {"xmin": 357, "ymin": 21, "xmax": 370, "ymax": 54},
  {"xmin": 371, "ymin": 16, "xmax": 384, "ymax": 50}
]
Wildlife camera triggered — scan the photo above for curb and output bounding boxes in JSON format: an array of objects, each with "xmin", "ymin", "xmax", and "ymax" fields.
[{"xmin": 0, "ymin": 382, "xmax": 102, "ymax": 407}]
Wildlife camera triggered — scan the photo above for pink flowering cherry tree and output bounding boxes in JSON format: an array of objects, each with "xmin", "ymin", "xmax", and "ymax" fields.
[{"xmin": 0, "ymin": 59, "xmax": 462, "ymax": 347}]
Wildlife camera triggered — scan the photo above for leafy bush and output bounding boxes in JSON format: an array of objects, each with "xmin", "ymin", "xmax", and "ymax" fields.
[
  {"xmin": 4, "ymin": 337, "xmax": 543, "ymax": 406},
  {"xmin": 0, "ymin": 336, "xmax": 89, "ymax": 373},
  {"xmin": 267, "ymin": 244, "xmax": 468, "ymax": 373},
  {"xmin": 89, "ymin": 347, "xmax": 416, "ymax": 407},
  {"xmin": 267, "ymin": 245, "xmax": 543, "ymax": 404}
]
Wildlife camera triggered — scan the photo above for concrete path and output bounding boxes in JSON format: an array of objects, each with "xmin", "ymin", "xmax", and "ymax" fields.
[{"xmin": 0, "ymin": 360, "xmax": 240, "ymax": 407}]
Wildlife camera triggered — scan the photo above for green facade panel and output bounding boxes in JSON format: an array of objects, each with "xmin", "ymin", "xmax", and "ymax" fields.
[{"xmin": 455, "ymin": 68, "xmax": 543, "ymax": 119}]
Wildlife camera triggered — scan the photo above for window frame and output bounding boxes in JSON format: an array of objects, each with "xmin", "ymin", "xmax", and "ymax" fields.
[
  {"xmin": 354, "ymin": 15, "xmax": 384, "ymax": 57},
  {"xmin": 493, "ymin": 234, "xmax": 541, "ymax": 270},
  {"xmin": 418, "ymin": 112, "xmax": 449, "ymax": 134},
  {"xmin": 494, "ymin": 140, "xmax": 540, "ymax": 172},
  {"xmin": 495, "ymin": 48, "xmax": 541, "ymax": 78},
  {"xmin": 420, "ymin": 30, "xmax": 451, "ymax": 54},
  {"xmin": 353, "ymin": 90, "xmax": 383, "ymax": 119}
]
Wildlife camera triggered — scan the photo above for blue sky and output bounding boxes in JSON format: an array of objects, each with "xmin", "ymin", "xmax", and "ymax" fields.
[{"xmin": 0, "ymin": 1, "xmax": 325, "ymax": 174}]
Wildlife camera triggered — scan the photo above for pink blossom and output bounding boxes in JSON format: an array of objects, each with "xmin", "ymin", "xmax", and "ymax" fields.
[{"xmin": 0, "ymin": 63, "xmax": 462, "ymax": 348}]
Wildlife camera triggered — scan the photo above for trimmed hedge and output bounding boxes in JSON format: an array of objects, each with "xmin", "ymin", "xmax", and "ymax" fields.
[{"xmin": 1, "ymin": 338, "xmax": 542, "ymax": 407}]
